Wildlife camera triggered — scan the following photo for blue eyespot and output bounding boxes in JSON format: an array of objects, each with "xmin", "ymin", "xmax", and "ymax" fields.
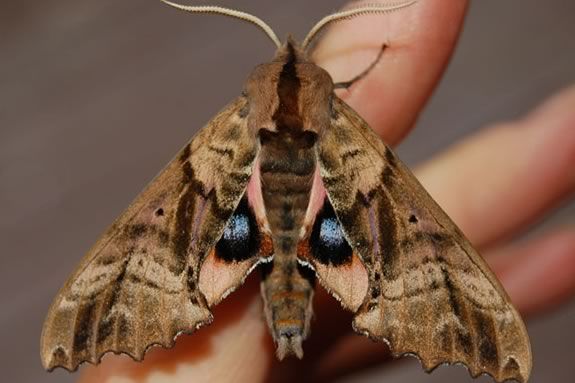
[
  {"xmin": 319, "ymin": 218, "xmax": 346, "ymax": 248},
  {"xmin": 221, "ymin": 214, "xmax": 250, "ymax": 242},
  {"xmin": 215, "ymin": 199, "xmax": 259, "ymax": 262},
  {"xmin": 310, "ymin": 200, "xmax": 352, "ymax": 266}
]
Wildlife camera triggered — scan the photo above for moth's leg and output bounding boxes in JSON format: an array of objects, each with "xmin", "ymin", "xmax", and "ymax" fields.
[{"xmin": 333, "ymin": 44, "xmax": 387, "ymax": 90}]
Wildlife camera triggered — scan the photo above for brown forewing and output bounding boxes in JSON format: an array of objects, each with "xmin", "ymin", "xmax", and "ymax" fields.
[
  {"xmin": 315, "ymin": 97, "xmax": 532, "ymax": 383},
  {"xmin": 40, "ymin": 97, "xmax": 260, "ymax": 371}
]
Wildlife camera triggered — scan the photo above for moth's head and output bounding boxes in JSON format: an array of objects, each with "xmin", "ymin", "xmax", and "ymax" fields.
[{"xmin": 160, "ymin": 0, "xmax": 421, "ymax": 133}]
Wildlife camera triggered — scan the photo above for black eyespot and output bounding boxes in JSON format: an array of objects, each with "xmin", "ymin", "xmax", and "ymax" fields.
[
  {"xmin": 409, "ymin": 214, "xmax": 418, "ymax": 223},
  {"xmin": 155, "ymin": 208, "xmax": 164, "ymax": 217},
  {"xmin": 215, "ymin": 198, "xmax": 260, "ymax": 262},
  {"xmin": 309, "ymin": 200, "xmax": 352, "ymax": 266}
]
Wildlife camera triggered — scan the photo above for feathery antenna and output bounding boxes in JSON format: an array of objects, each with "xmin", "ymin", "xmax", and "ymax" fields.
[
  {"xmin": 160, "ymin": 0, "xmax": 281, "ymax": 48},
  {"xmin": 303, "ymin": 0, "xmax": 419, "ymax": 50}
]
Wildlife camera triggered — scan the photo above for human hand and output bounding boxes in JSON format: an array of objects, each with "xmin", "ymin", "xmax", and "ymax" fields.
[{"xmin": 79, "ymin": 1, "xmax": 575, "ymax": 382}]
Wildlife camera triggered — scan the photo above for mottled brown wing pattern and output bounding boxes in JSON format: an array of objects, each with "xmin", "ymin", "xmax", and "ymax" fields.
[
  {"xmin": 316, "ymin": 97, "xmax": 532, "ymax": 382},
  {"xmin": 41, "ymin": 97, "xmax": 259, "ymax": 371}
]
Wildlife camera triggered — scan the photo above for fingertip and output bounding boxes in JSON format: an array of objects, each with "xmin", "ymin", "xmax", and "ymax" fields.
[
  {"xmin": 524, "ymin": 85, "xmax": 575, "ymax": 188},
  {"xmin": 415, "ymin": 84, "xmax": 575, "ymax": 247},
  {"xmin": 488, "ymin": 229, "xmax": 575, "ymax": 316},
  {"xmin": 313, "ymin": 0, "xmax": 468, "ymax": 145},
  {"xmin": 524, "ymin": 84, "xmax": 575, "ymax": 129}
]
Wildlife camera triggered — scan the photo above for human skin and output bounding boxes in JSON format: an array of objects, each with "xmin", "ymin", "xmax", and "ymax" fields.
[{"xmin": 79, "ymin": 1, "xmax": 575, "ymax": 382}]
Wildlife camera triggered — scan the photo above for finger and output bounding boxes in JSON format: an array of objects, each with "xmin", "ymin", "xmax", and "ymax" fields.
[
  {"xmin": 415, "ymin": 85, "xmax": 575, "ymax": 247},
  {"xmin": 313, "ymin": 0, "xmax": 469, "ymax": 145},
  {"xmin": 313, "ymin": 336, "xmax": 390, "ymax": 383},
  {"xmin": 485, "ymin": 229, "xmax": 575, "ymax": 316},
  {"xmin": 77, "ymin": 277, "xmax": 272, "ymax": 383}
]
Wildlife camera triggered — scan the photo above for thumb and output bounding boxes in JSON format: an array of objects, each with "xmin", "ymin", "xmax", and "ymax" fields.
[{"xmin": 313, "ymin": 0, "xmax": 468, "ymax": 145}]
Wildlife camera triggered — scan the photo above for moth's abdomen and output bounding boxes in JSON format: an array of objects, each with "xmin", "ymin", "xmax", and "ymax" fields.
[
  {"xmin": 260, "ymin": 257, "xmax": 316, "ymax": 359},
  {"xmin": 258, "ymin": 133, "xmax": 317, "ymax": 359}
]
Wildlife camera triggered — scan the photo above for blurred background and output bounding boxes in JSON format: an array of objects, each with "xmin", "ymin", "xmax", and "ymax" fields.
[{"xmin": 1, "ymin": 0, "xmax": 573, "ymax": 382}]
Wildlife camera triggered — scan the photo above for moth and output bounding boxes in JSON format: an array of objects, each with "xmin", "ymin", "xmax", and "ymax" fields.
[{"xmin": 41, "ymin": 1, "xmax": 532, "ymax": 382}]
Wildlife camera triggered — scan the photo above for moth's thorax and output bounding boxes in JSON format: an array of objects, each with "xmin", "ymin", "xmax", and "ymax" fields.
[
  {"xmin": 244, "ymin": 41, "xmax": 334, "ymax": 137},
  {"xmin": 254, "ymin": 41, "xmax": 325, "ymax": 248}
]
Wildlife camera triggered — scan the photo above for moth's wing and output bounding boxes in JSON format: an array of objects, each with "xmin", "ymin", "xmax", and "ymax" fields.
[
  {"xmin": 314, "ymin": 97, "xmax": 532, "ymax": 382},
  {"xmin": 41, "ymin": 98, "xmax": 260, "ymax": 371}
]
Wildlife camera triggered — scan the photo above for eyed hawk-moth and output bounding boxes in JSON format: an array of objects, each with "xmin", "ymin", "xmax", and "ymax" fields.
[{"xmin": 40, "ymin": 1, "xmax": 532, "ymax": 381}]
